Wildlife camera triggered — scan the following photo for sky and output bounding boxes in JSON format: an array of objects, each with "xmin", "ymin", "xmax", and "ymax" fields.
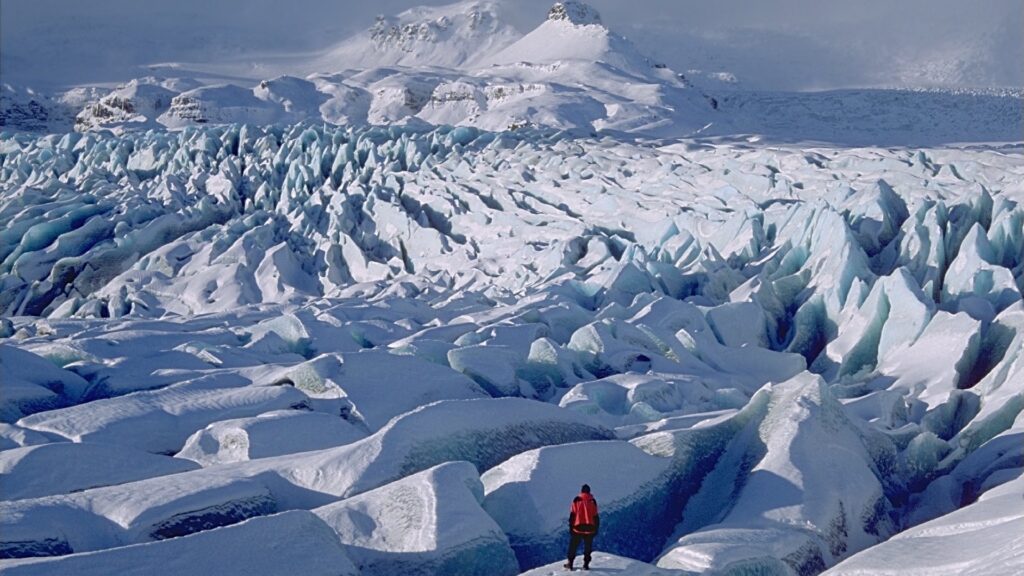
[{"xmin": 2, "ymin": 0, "xmax": 1021, "ymax": 91}]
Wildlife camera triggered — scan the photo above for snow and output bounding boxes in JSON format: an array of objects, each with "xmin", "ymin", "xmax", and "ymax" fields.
[
  {"xmin": 259, "ymin": 350, "xmax": 489, "ymax": 432},
  {"xmin": 654, "ymin": 374, "xmax": 897, "ymax": 574},
  {"xmin": 482, "ymin": 440, "xmax": 674, "ymax": 567},
  {"xmin": 0, "ymin": 120, "xmax": 1015, "ymax": 568},
  {"xmin": 520, "ymin": 552, "xmax": 686, "ymax": 575},
  {"xmin": 0, "ymin": 442, "xmax": 199, "ymax": 500},
  {"xmin": 486, "ymin": 2, "xmax": 651, "ymax": 76},
  {"xmin": 175, "ymin": 409, "xmax": 367, "ymax": 466},
  {"xmin": 16, "ymin": 382, "xmax": 311, "ymax": 454},
  {"xmin": 314, "ymin": 461, "xmax": 519, "ymax": 576},
  {"xmin": 0, "ymin": 398, "xmax": 611, "ymax": 557},
  {"xmin": 6, "ymin": 0, "xmax": 1020, "ymax": 143},
  {"xmin": 1, "ymin": 1, "xmax": 1023, "ymax": 574},
  {"xmin": 277, "ymin": 397, "xmax": 614, "ymax": 500},
  {"xmin": 823, "ymin": 475, "xmax": 1024, "ymax": 576},
  {"xmin": 0, "ymin": 344, "xmax": 89, "ymax": 421},
  {"xmin": 0, "ymin": 510, "xmax": 359, "ymax": 576}
]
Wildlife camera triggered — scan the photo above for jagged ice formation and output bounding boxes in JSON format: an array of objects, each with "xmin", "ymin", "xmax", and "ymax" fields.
[{"xmin": 0, "ymin": 122, "xmax": 1023, "ymax": 575}]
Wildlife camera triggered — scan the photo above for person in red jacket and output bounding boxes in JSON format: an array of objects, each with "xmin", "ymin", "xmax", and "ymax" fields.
[{"xmin": 564, "ymin": 484, "xmax": 599, "ymax": 571}]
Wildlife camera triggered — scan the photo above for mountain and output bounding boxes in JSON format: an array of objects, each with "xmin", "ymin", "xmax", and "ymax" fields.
[
  {"xmin": 2, "ymin": 0, "xmax": 1021, "ymax": 145},
  {"xmin": 0, "ymin": 85, "xmax": 86, "ymax": 134},
  {"xmin": 486, "ymin": 1, "xmax": 652, "ymax": 74},
  {"xmin": 315, "ymin": 0, "xmax": 521, "ymax": 71},
  {"xmin": 73, "ymin": 78, "xmax": 197, "ymax": 131}
]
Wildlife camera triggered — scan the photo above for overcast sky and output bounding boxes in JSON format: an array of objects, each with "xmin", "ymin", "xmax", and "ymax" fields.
[{"xmin": 2, "ymin": 0, "xmax": 1021, "ymax": 90}]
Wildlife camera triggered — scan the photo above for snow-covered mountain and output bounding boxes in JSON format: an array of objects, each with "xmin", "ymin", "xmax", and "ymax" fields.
[
  {"xmin": 317, "ymin": 1, "xmax": 521, "ymax": 70},
  {"xmin": 73, "ymin": 78, "xmax": 198, "ymax": 132},
  {"xmin": 0, "ymin": 85, "xmax": 87, "ymax": 134},
  {"xmin": 3, "ymin": 0, "xmax": 1019, "ymax": 145},
  {"xmin": 486, "ymin": 0, "xmax": 651, "ymax": 74}
]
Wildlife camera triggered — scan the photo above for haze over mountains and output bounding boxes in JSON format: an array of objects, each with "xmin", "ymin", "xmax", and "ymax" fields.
[
  {"xmin": 2, "ymin": 0, "xmax": 1022, "ymax": 145},
  {"xmin": 3, "ymin": 0, "xmax": 1022, "ymax": 91}
]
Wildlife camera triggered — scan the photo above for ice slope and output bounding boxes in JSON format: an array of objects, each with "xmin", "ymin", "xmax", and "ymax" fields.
[
  {"xmin": 16, "ymin": 382, "xmax": 311, "ymax": 454},
  {"xmin": 267, "ymin": 350, "xmax": 489, "ymax": 432},
  {"xmin": 0, "ymin": 510, "xmax": 359, "ymax": 576},
  {"xmin": 0, "ymin": 424, "xmax": 55, "ymax": 452},
  {"xmin": 0, "ymin": 398, "xmax": 611, "ymax": 557},
  {"xmin": 175, "ymin": 409, "xmax": 368, "ymax": 466},
  {"xmin": 314, "ymin": 461, "xmax": 519, "ymax": 576},
  {"xmin": 822, "ymin": 474, "xmax": 1024, "ymax": 576},
  {"xmin": 0, "ymin": 442, "xmax": 198, "ymax": 501},
  {"xmin": 0, "ymin": 344, "xmax": 89, "ymax": 421},
  {"xmin": 655, "ymin": 374, "xmax": 896, "ymax": 575},
  {"xmin": 482, "ymin": 440, "xmax": 675, "ymax": 567},
  {"xmin": 5, "ymin": 125, "xmax": 1020, "ymax": 321}
]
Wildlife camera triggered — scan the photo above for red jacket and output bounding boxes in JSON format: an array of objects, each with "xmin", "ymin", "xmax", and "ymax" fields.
[{"xmin": 569, "ymin": 492, "xmax": 599, "ymax": 535}]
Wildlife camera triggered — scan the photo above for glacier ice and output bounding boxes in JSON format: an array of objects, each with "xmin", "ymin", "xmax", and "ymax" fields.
[
  {"xmin": 520, "ymin": 552, "xmax": 685, "ymax": 575},
  {"xmin": 0, "ymin": 510, "xmax": 359, "ymax": 575},
  {"xmin": 483, "ymin": 440, "xmax": 675, "ymax": 567},
  {"xmin": 655, "ymin": 374, "xmax": 897, "ymax": 574},
  {"xmin": 315, "ymin": 461, "xmax": 519, "ymax": 576},
  {"xmin": 0, "ymin": 442, "xmax": 199, "ymax": 501},
  {"xmin": 175, "ymin": 409, "xmax": 367, "ymax": 467},
  {"xmin": 1, "ymin": 117, "xmax": 1022, "ymax": 575},
  {"xmin": 823, "ymin": 475, "xmax": 1024, "ymax": 576}
]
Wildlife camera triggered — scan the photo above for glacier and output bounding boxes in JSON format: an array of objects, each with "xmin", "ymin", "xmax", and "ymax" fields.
[
  {"xmin": 1, "ymin": 120, "xmax": 1020, "ymax": 573},
  {"xmin": 1, "ymin": 1, "xmax": 1023, "ymax": 574}
]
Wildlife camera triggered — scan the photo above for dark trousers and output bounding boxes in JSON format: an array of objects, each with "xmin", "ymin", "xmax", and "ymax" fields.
[{"xmin": 567, "ymin": 531, "xmax": 594, "ymax": 566}]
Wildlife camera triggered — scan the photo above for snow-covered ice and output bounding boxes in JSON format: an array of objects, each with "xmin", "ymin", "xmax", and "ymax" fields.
[
  {"xmin": 0, "ymin": 510, "xmax": 360, "ymax": 576},
  {"xmin": 520, "ymin": 551, "xmax": 685, "ymax": 575},
  {"xmin": 315, "ymin": 461, "xmax": 520, "ymax": 576},
  {"xmin": 483, "ymin": 440, "xmax": 675, "ymax": 566},
  {"xmin": 823, "ymin": 475, "xmax": 1024, "ymax": 576},
  {"xmin": 1, "ymin": 1, "xmax": 1023, "ymax": 574},
  {"xmin": 1, "ymin": 118, "xmax": 1022, "ymax": 572}
]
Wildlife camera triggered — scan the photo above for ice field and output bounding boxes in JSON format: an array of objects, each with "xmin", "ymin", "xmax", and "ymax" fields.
[
  {"xmin": 1, "ymin": 120, "xmax": 1022, "ymax": 574},
  {"xmin": 2, "ymin": 1, "xmax": 1023, "ymax": 575}
]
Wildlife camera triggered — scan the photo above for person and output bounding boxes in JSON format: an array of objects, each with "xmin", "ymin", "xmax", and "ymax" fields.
[{"xmin": 564, "ymin": 484, "xmax": 599, "ymax": 571}]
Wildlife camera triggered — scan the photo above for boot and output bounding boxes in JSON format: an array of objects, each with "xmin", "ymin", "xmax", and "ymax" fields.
[{"xmin": 563, "ymin": 562, "xmax": 574, "ymax": 571}]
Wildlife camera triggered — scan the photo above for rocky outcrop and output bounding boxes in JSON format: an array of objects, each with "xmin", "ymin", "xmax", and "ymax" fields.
[{"xmin": 547, "ymin": 1, "xmax": 602, "ymax": 26}]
